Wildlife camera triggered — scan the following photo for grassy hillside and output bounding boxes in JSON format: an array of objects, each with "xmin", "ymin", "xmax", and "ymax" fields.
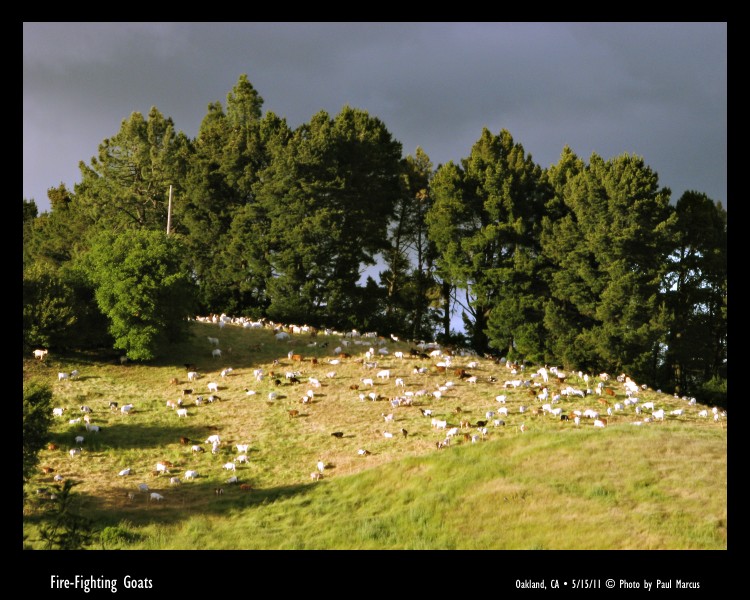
[{"xmin": 22, "ymin": 320, "xmax": 727, "ymax": 550}]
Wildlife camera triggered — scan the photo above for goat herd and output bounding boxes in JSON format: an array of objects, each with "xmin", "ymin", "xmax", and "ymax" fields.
[{"xmin": 29, "ymin": 314, "xmax": 727, "ymax": 510}]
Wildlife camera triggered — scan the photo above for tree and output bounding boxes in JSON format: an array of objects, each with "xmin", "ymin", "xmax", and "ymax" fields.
[
  {"xmin": 74, "ymin": 107, "xmax": 191, "ymax": 232},
  {"xmin": 80, "ymin": 230, "xmax": 198, "ymax": 361},
  {"xmin": 428, "ymin": 129, "xmax": 549, "ymax": 357},
  {"xmin": 662, "ymin": 191, "xmax": 727, "ymax": 397},
  {"xmin": 251, "ymin": 106, "xmax": 403, "ymax": 328},
  {"xmin": 379, "ymin": 148, "xmax": 440, "ymax": 340},
  {"xmin": 38, "ymin": 480, "xmax": 95, "ymax": 550},
  {"xmin": 22, "ymin": 264, "xmax": 78, "ymax": 351},
  {"xmin": 540, "ymin": 151, "xmax": 677, "ymax": 380},
  {"xmin": 23, "ymin": 382, "xmax": 54, "ymax": 484}
]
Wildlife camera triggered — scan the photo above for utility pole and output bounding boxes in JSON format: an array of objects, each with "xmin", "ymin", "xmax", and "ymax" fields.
[{"xmin": 166, "ymin": 185, "xmax": 173, "ymax": 236}]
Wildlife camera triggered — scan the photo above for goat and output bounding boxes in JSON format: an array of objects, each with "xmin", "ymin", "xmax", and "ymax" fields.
[
  {"xmin": 235, "ymin": 454, "xmax": 249, "ymax": 464},
  {"xmin": 207, "ymin": 336, "xmax": 220, "ymax": 346},
  {"xmin": 120, "ymin": 403, "xmax": 134, "ymax": 414},
  {"xmin": 176, "ymin": 408, "xmax": 188, "ymax": 418},
  {"xmin": 652, "ymin": 409, "xmax": 665, "ymax": 421},
  {"xmin": 184, "ymin": 470, "xmax": 198, "ymax": 480},
  {"xmin": 187, "ymin": 371, "xmax": 199, "ymax": 382},
  {"xmin": 212, "ymin": 348, "xmax": 222, "ymax": 358},
  {"xmin": 58, "ymin": 372, "xmax": 69, "ymax": 381},
  {"xmin": 593, "ymin": 419, "xmax": 607, "ymax": 428},
  {"xmin": 118, "ymin": 468, "xmax": 131, "ymax": 476},
  {"xmin": 376, "ymin": 369, "xmax": 391, "ymax": 380},
  {"xmin": 223, "ymin": 462, "xmax": 236, "ymax": 471},
  {"xmin": 170, "ymin": 477, "xmax": 181, "ymax": 485},
  {"xmin": 220, "ymin": 368, "xmax": 233, "ymax": 378},
  {"xmin": 191, "ymin": 444, "xmax": 204, "ymax": 453},
  {"xmin": 85, "ymin": 423, "xmax": 101, "ymax": 433},
  {"xmin": 207, "ymin": 381, "xmax": 219, "ymax": 393},
  {"xmin": 69, "ymin": 448, "xmax": 82, "ymax": 458},
  {"xmin": 150, "ymin": 492, "xmax": 165, "ymax": 502},
  {"xmin": 138, "ymin": 483, "xmax": 149, "ymax": 493},
  {"xmin": 52, "ymin": 407, "xmax": 66, "ymax": 417},
  {"xmin": 205, "ymin": 434, "xmax": 221, "ymax": 445},
  {"xmin": 33, "ymin": 349, "xmax": 48, "ymax": 360},
  {"xmin": 74, "ymin": 435, "xmax": 84, "ymax": 444}
]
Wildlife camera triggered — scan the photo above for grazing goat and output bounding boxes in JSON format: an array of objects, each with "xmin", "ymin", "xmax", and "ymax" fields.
[
  {"xmin": 118, "ymin": 468, "xmax": 131, "ymax": 476},
  {"xmin": 187, "ymin": 371, "xmax": 198, "ymax": 382},
  {"xmin": 53, "ymin": 407, "xmax": 66, "ymax": 417},
  {"xmin": 191, "ymin": 445, "xmax": 205, "ymax": 453},
  {"xmin": 184, "ymin": 470, "xmax": 198, "ymax": 480},
  {"xmin": 150, "ymin": 492, "xmax": 164, "ymax": 502},
  {"xmin": 33, "ymin": 349, "xmax": 48, "ymax": 360},
  {"xmin": 207, "ymin": 381, "xmax": 219, "ymax": 393},
  {"xmin": 223, "ymin": 462, "xmax": 236, "ymax": 471},
  {"xmin": 121, "ymin": 403, "xmax": 134, "ymax": 414},
  {"xmin": 58, "ymin": 372, "xmax": 69, "ymax": 381},
  {"xmin": 212, "ymin": 348, "xmax": 222, "ymax": 358},
  {"xmin": 176, "ymin": 408, "xmax": 188, "ymax": 418}
]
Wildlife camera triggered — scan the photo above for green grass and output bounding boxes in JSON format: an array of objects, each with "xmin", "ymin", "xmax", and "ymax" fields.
[{"xmin": 23, "ymin": 321, "xmax": 727, "ymax": 549}]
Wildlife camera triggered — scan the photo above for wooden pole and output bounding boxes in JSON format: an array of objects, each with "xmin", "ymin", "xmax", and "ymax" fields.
[{"xmin": 166, "ymin": 185, "xmax": 173, "ymax": 235}]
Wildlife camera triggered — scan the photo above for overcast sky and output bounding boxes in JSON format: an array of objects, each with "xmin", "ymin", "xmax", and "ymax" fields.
[{"xmin": 24, "ymin": 22, "xmax": 727, "ymax": 216}]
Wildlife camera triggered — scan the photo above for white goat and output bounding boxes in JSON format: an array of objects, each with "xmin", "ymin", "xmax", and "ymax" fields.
[
  {"xmin": 212, "ymin": 348, "xmax": 222, "ymax": 358},
  {"xmin": 149, "ymin": 492, "xmax": 164, "ymax": 502},
  {"xmin": 53, "ymin": 407, "xmax": 66, "ymax": 417},
  {"xmin": 176, "ymin": 408, "xmax": 188, "ymax": 418},
  {"xmin": 33, "ymin": 349, "xmax": 48, "ymax": 360},
  {"xmin": 187, "ymin": 371, "xmax": 199, "ymax": 382}
]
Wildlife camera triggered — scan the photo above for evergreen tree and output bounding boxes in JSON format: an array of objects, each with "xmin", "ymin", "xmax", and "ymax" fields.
[
  {"xmin": 428, "ymin": 129, "xmax": 548, "ymax": 357},
  {"xmin": 23, "ymin": 382, "xmax": 54, "ymax": 484},
  {"xmin": 663, "ymin": 191, "xmax": 727, "ymax": 397}
]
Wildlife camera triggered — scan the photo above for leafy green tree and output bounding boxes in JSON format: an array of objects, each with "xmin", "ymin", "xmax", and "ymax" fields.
[
  {"xmin": 22, "ymin": 264, "xmax": 78, "ymax": 351},
  {"xmin": 80, "ymin": 230, "xmax": 197, "ymax": 361},
  {"xmin": 23, "ymin": 382, "xmax": 54, "ymax": 484}
]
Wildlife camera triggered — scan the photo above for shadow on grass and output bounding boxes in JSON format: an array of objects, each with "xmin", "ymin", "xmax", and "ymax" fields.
[
  {"xmin": 47, "ymin": 422, "xmax": 222, "ymax": 451},
  {"xmin": 26, "ymin": 477, "xmax": 322, "ymax": 531}
]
